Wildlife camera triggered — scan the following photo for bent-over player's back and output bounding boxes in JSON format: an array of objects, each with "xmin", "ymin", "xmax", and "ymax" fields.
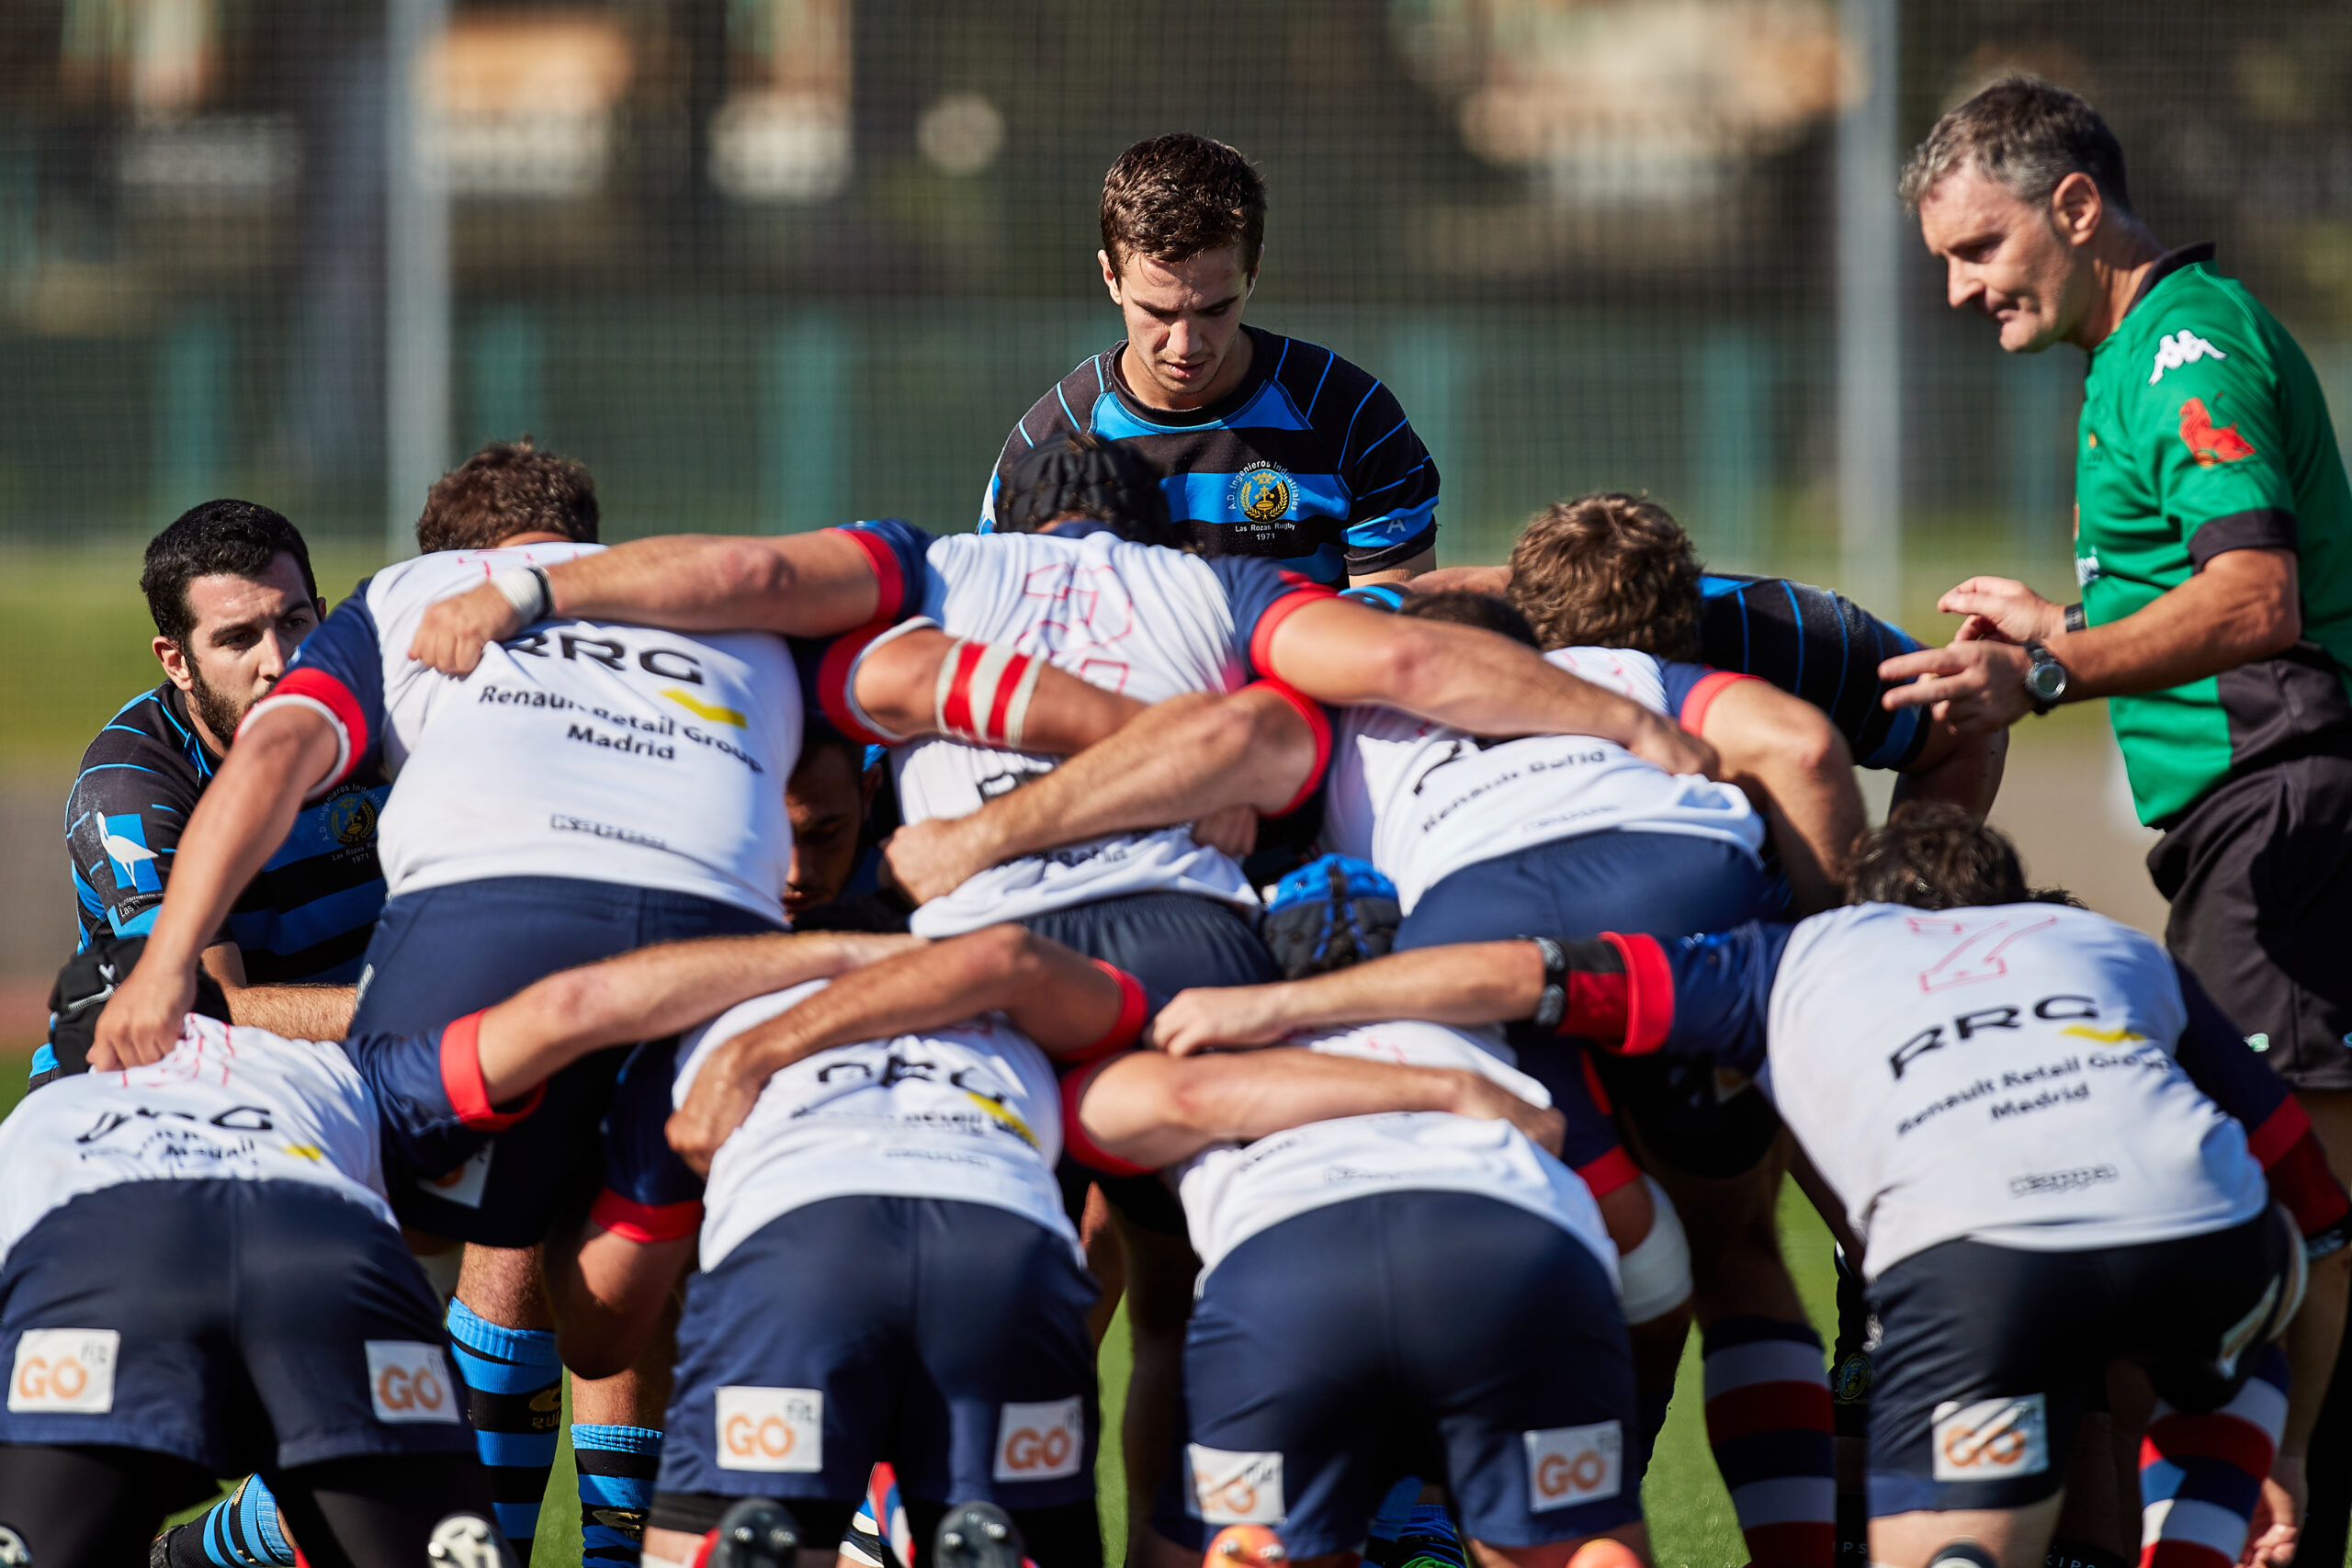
[{"xmin": 254, "ymin": 542, "xmax": 804, "ymax": 922}]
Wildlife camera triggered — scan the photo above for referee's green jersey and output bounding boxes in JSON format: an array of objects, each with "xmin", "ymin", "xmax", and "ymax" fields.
[{"xmin": 2075, "ymin": 244, "xmax": 2352, "ymax": 826}]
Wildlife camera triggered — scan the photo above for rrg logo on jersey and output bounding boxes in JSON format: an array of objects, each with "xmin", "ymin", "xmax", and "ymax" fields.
[
  {"xmin": 1931, "ymin": 1393, "xmax": 2048, "ymax": 1483},
  {"xmin": 1524, "ymin": 1421, "xmax": 1623, "ymax": 1510},
  {"xmin": 366, "ymin": 1340, "xmax": 458, "ymax": 1424},
  {"xmin": 994, "ymin": 1395, "xmax": 1085, "ymax": 1482},
  {"xmin": 1231, "ymin": 462, "xmax": 1295, "ymax": 523},
  {"xmin": 1187, "ymin": 1444, "xmax": 1284, "ymax": 1524},
  {"xmin": 717, "ymin": 1385, "xmax": 823, "ymax": 1472},
  {"xmin": 9, "ymin": 1328, "xmax": 119, "ymax": 1414}
]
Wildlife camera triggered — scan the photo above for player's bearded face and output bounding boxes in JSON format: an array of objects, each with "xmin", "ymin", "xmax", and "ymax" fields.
[
  {"xmin": 1103, "ymin": 244, "xmax": 1256, "ymax": 404},
  {"xmin": 171, "ymin": 559, "xmax": 320, "ymax": 749},
  {"xmin": 1917, "ymin": 167, "xmax": 2086, "ymax": 355}
]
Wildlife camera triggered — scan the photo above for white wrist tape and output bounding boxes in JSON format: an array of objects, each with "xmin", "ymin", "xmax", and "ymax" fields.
[
  {"xmin": 1618, "ymin": 1175, "xmax": 1694, "ymax": 1325},
  {"xmin": 489, "ymin": 565, "xmax": 552, "ymax": 626}
]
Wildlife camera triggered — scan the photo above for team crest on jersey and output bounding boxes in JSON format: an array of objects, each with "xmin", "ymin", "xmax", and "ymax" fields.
[
  {"xmin": 327, "ymin": 789, "xmax": 379, "ymax": 848},
  {"xmin": 1231, "ymin": 462, "xmax": 1295, "ymax": 523},
  {"xmin": 2178, "ymin": 398, "xmax": 2257, "ymax": 467}
]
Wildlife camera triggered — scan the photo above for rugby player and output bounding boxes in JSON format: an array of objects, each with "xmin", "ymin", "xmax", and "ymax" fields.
[
  {"xmin": 60, "ymin": 501, "xmax": 389, "ymax": 1074},
  {"xmin": 878, "ymin": 587, "xmax": 1859, "ymax": 1566},
  {"xmin": 1402, "ymin": 493, "xmax": 2006, "ymax": 817},
  {"xmin": 981, "ymin": 134, "xmax": 1440, "ymax": 589},
  {"xmin": 1888, "ymin": 79, "xmax": 2352, "ymax": 1556},
  {"xmin": 1151, "ymin": 807, "xmax": 2352, "ymax": 1568},
  {"xmin": 5, "ymin": 919, "xmax": 905, "ymax": 1565},
  {"xmin": 100, "ymin": 447, "xmax": 1136, "ymax": 1563},
  {"xmin": 400, "ymin": 436, "xmax": 1713, "ymax": 1554},
  {"xmin": 533, "ymin": 925, "xmax": 1559, "ymax": 1568}
]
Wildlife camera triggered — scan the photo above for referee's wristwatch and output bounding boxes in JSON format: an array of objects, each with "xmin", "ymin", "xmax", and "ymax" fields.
[{"xmin": 2022, "ymin": 640, "xmax": 2069, "ymax": 715}]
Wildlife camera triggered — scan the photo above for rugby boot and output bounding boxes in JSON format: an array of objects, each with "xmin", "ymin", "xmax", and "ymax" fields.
[
  {"xmin": 1204, "ymin": 1525, "xmax": 1287, "ymax": 1568},
  {"xmin": 427, "ymin": 1513, "xmax": 518, "ymax": 1567},
  {"xmin": 707, "ymin": 1499, "xmax": 805, "ymax": 1568},
  {"xmin": 935, "ymin": 1501, "xmax": 1029, "ymax": 1568}
]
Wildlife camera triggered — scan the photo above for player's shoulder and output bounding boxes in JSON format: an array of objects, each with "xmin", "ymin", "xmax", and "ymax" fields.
[
  {"xmin": 1001, "ymin": 350, "xmax": 1117, "ymax": 454},
  {"xmin": 2113, "ymin": 254, "xmax": 2286, "ymax": 391},
  {"xmin": 73, "ymin": 684, "xmax": 201, "ymax": 784},
  {"xmin": 1261, "ymin": 333, "xmax": 1395, "ymax": 427}
]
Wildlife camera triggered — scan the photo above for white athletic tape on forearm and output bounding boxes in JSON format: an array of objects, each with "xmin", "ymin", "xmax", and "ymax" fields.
[
  {"xmin": 1619, "ymin": 1175, "xmax": 1694, "ymax": 1325},
  {"xmin": 934, "ymin": 637, "xmax": 1044, "ymax": 750},
  {"xmin": 489, "ymin": 565, "xmax": 552, "ymax": 626}
]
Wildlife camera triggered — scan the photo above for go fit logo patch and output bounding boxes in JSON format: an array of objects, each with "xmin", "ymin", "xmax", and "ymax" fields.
[
  {"xmin": 9, "ymin": 1328, "xmax": 119, "ymax": 1414},
  {"xmin": 993, "ymin": 1396, "xmax": 1085, "ymax": 1482},
  {"xmin": 717, "ymin": 1385, "xmax": 824, "ymax": 1473},
  {"xmin": 367, "ymin": 1340, "xmax": 459, "ymax": 1424},
  {"xmin": 1523, "ymin": 1421, "xmax": 1623, "ymax": 1511},
  {"xmin": 1186, "ymin": 1444, "xmax": 1285, "ymax": 1526},
  {"xmin": 1930, "ymin": 1393, "xmax": 2048, "ymax": 1483}
]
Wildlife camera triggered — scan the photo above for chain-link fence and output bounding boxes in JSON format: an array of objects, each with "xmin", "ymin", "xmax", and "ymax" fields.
[{"xmin": 4, "ymin": 0, "xmax": 2351, "ymax": 971}]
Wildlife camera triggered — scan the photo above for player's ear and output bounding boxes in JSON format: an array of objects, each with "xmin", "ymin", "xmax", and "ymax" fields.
[
  {"xmin": 1098, "ymin": 249, "xmax": 1122, "ymax": 300},
  {"xmin": 2050, "ymin": 170, "xmax": 2101, "ymax": 247},
  {"xmin": 154, "ymin": 634, "xmax": 193, "ymax": 689},
  {"xmin": 1246, "ymin": 244, "xmax": 1263, "ymax": 288}
]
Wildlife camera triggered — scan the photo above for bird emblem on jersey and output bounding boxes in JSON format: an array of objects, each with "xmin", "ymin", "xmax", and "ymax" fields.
[
  {"xmin": 2177, "ymin": 398, "xmax": 2256, "ymax": 467},
  {"xmin": 1231, "ymin": 461, "xmax": 1295, "ymax": 523},
  {"xmin": 99, "ymin": 813, "xmax": 163, "ymax": 893}
]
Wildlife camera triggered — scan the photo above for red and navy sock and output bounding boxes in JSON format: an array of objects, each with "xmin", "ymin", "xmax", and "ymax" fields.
[
  {"xmin": 1702, "ymin": 1315, "xmax": 1837, "ymax": 1568},
  {"xmin": 2139, "ymin": 1345, "xmax": 2290, "ymax": 1568}
]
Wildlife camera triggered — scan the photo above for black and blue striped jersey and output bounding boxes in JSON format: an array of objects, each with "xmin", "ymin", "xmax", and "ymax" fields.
[
  {"xmin": 981, "ymin": 326, "xmax": 1439, "ymax": 587},
  {"xmin": 65, "ymin": 682, "xmax": 390, "ymax": 982},
  {"xmin": 1343, "ymin": 571, "xmax": 1929, "ymax": 770},
  {"xmin": 1696, "ymin": 574, "xmax": 1928, "ymax": 772}
]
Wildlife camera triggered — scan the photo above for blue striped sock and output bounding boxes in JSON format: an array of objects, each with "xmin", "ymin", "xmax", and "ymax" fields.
[
  {"xmin": 447, "ymin": 1296, "xmax": 564, "ymax": 1551},
  {"xmin": 184, "ymin": 1475, "xmax": 295, "ymax": 1566},
  {"xmin": 574, "ymin": 1422, "xmax": 663, "ymax": 1564}
]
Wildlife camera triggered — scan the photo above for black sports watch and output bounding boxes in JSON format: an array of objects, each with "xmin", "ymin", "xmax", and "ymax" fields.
[
  {"xmin": 1524, "ymin": 936, "xmax": 1567, "ymax": 1031},
  {"xmin": 2022, "ymin": 640, "xmax": 2069, "ymax": 715}
]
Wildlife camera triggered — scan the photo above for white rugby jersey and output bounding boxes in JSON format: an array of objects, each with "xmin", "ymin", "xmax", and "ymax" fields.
[
  {"xmin": 1323, "ymin": 647, "xmax": 1763, "ymax": 912},
  {"xmin": 251, "ymin": 543, "xmax": 801, "ymax": 921},
  {"xmin": 867, "ymin": 526, "xmax": 1330, "ymax": 935},
  {"xmin": 0, "ymin": 1010, "xmax": 519, "ymax": 1262},
  {"xmin": 595, "ymin": 981, "xmax": 1078, "ymax": 1269},
  {"xmin": 1170, "ymin": 1019, "xmax": 1616, "ymax": 1284},
  {"xmin": 1610, "ymin": 903, "xmax": 2273, "ymax": 1278}
]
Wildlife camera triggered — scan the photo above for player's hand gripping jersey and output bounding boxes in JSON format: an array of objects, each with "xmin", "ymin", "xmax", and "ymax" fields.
[
  {"xmin": 1323, "ymin": 648, "xmax": 1761, "ymax": 912},
  {"xmin": 0, "ymin": 1009, "xmax": 528, "ymax": 1262},
  {"xmin": 250, "ymin": 542, "xmax": 803, "ymax": 922},
  {"xmin": 1114, "ymin": 1018, "xmax": 1615, "ymax": 1284},
  {"xmin": 820, "ymin": 525, "xmax": 1331, "ymax": 936},
  {"xmin": 596, "ymin": 979, "xmax": 1080, "ymax": 1269},
  {"xmin": 1568, "ymin": 902, "xmax": 2340, "ymax": 1276}
]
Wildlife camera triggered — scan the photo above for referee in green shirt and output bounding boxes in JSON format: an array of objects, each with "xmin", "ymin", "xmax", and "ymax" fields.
[{"xmin": 1881, "ymin": 75, "xmax": 2352, "ymax": 1563}]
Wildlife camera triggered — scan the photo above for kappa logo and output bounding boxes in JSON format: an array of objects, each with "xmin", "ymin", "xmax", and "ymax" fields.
[
  {"xmin": 1931, "ymin": 1393, "xmax": 2048, "ymax": 1483},
  {"xmin": 9, "ymin": 1328, "xmax": 119, "ymax": 1414},
  {"xmin": 366, "ymin": 1340, "xmax": 459, "ymax": 1424},
  {"xmin": 994, "ymin": 1395, "xmax": 1085, "ymax": 1482},
  {"xmin": 717, "ymin": 1385, "xmax": 823, "ymax": 1472},
  {"xmin": 1524, "ymin": 1421, "xmax": 1623, "ymax": 1511},
  {"xmin": 2148, "ymin": 329, "xmax": 2227, "ymax": 386},
  {"xmin": 1186, "ymin": 1444, "xmax": 1284, "ymax": 1525}
]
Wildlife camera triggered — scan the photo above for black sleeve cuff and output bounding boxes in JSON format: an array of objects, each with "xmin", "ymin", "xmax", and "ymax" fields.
[
  {"xmin": 2188, "ymin": 508, "xmax": 2297, "ymax": 570},
  {"xmin": 1343, "ymin": 523, "xmax": 1437, "ymax": 577}
]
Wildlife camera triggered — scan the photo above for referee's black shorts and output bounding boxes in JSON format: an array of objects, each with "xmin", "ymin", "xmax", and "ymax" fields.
[{"xmin": 2150, "ymin": 751, "xmax": 2352, "ymax": 1091}]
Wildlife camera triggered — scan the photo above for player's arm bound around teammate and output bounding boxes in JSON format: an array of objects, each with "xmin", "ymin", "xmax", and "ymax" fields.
[
  {"xmin": 468, "ymin": 927, "xmax": 921, "ymax": 1103},
  {"xmin": 1062, "ymin": 1044, "xmax": 1566, "ymax": 1174},
  {"xmin": 883, "ymin": 683, "xmax": 1326, "ymax": 905},
  {"xmin": 662, "ymin": 925, "xmax": 1143, "ymax": 1172},
  {"xmin": 812, "ymin": 618, "xmax": 1149, "ymax": 759},
  {"xmin": 1151, "ymin": 940, "xmax": 1553, "ymax": 1056}
]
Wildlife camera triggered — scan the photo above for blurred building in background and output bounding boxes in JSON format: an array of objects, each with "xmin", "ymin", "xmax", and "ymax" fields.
[{"xmin": 2, "ymin": 0, "xmax": 2345, "ymax": 562}]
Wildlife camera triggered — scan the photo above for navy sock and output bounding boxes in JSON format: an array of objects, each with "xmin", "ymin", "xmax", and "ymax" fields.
[
  {"xmin": 447, "ymin": 1296, "xmax": 563, "ymax": 1551},
  {"xmin": 575, "ymin": 1422, "xmax": 663, "ymax": 1564}
]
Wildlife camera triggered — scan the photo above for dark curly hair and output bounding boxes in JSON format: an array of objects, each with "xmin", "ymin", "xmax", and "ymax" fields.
[
  {"xmin": 1507, "ymin": 492, "xmax": 1702, "ymax": 659},
  {"xmin": 1844, "ymin": 803, "xmax": 2030, "ymax": 910},
  {"xmin": 414, "ymin": 436, "xmax": 599, "ymax": 554},
  {"xmin": 1101, "ymin": 133, "xmax": 1266, "ymax": 276}
]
